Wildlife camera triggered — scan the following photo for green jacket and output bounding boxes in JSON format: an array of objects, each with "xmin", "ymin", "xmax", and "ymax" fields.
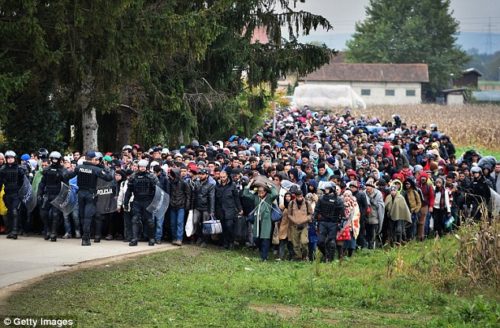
[{"xmin": 243, "ymin": 185, "xmax": 278, "ymax": 239}]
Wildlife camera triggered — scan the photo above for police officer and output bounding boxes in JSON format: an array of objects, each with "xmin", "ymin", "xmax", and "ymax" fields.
[
  {"xmin": 313, "ymin": 182, "xmax": 345, "ymax": 262},
  {"xmin": 124, "ymin": 159, "xmax": 159, "ymax": 246},
  {"xmin": 38, "ymin": 151, "xmax": 67, "ymax": 241},
  {"xmin": 66, "ymin": 151, "xmax": 113, "ymax": 246},
  {"xmin": 469, "ymin": 166, "xmax": 491, "ymax": 220},
  {"xmin": 0, "ymin": 151, "xmax": 27, "ymax": 239}
]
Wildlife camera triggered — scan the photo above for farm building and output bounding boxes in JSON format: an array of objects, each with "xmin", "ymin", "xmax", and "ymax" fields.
[
  {"xmin": 441, "ymin": 88, "xmax": 466, "ymax": 105},
  {"xmin": 299, "ymin": 61, "xmax": 429, "ymax": 105},
  {"xmin": 453, "ymin": 68, "xmax": 482, "ymax": 89}
]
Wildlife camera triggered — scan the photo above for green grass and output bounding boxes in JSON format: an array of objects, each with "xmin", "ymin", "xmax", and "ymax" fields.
[
  {"xmin": 2, "ymin": 238, "xmax": 499, "ymax": 327},
  {"xmin": 456, "ymin": 147, "xmax": 500, "ymax": 159}
]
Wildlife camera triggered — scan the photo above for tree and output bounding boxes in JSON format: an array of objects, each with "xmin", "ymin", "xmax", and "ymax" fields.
[
  {"xmin": 346, "ymin": 0, "xmax": 469, "ymax": 97},
  {"xmin": 1, "ymin": 0, "xmax": 333, "ymax": 150}
]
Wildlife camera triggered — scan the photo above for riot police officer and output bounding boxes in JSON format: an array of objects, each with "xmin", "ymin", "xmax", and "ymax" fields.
[
  {"xmin": 313, "ymin": 182, "xmax": 345, "ymax": 262},
  {"xmin": 124, "ymin": 159, "xmax": 159, "ymax": 246},
  {"xmin": 66, "ymin": 151, "xmax": 113, "ymax": 246},
  {"xmin": 38, "ymin": 151, "xmax": 67, "ymax": 241},
  {"xmin": 469, "ymin": 166, "xmax": 491, "ymax": 220},
  {"xmin": 0, "ymin": 151, "xmax": 27, "ymax": 239}
]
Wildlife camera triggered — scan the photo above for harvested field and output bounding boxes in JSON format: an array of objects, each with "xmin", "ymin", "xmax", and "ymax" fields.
[{"xmin": 350, "ymin": 104, "xmax": 500, "ymax": 151}]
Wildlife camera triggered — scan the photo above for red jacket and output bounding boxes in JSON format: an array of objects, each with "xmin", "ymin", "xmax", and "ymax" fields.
[{"xmin": 417, "ymin": 172, "xmax": 435, "ymax": 207}]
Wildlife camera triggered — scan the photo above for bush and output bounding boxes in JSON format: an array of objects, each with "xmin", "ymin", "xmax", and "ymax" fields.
[{"xmin": 455, "ymin": 219, "xmax": 500, "ymax": 288}]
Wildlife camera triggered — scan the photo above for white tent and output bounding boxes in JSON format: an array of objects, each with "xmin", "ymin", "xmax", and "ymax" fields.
[{"xmin": 293, "ymin": 84, "xmax": 366, "ymax": 110}]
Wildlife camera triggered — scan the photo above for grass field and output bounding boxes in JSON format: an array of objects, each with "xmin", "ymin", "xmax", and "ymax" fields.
[{"xmin": 2, "ymin": 237, "xmax": 498, "ymax": 327}]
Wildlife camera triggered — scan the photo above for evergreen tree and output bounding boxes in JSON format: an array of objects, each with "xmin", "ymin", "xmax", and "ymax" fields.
[{"xmin": 346, "ymin": 0, "xmax": 469, "ymax": 97}]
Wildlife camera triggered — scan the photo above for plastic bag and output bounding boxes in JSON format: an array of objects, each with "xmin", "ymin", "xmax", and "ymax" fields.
[
  {"xmin": 0, "ymin": 186, "xmax": 7, "ymax": 216},
  {"xmin": 185, "ymin": 209, "xmax": 195, "ymax": 237},
  {"xmin": 272, "ymin": 222, "xmax": 279, "ymax": 245},
  {"xmin": 202, "ymin": 216, "xmax": 222, "ymax": 235},
  {"xmin": 429, "ymin": 215, "xmax": 434, "ymax": 231}
]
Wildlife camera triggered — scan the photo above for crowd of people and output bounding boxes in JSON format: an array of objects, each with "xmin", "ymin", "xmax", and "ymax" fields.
[{"xmin": 0, "ymin": 106, "xmax": 499, "ymax": 261}]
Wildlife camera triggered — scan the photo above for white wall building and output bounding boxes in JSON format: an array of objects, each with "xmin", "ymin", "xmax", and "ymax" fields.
[{"xmin": 300, "ymin": 62, "xmax": 429, "ymax": 105}]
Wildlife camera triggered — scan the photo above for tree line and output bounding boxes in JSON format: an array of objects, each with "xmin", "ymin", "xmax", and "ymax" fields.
[{"xmin": 0, "ymin": 0, "xmax": 333, "ymax": 152}]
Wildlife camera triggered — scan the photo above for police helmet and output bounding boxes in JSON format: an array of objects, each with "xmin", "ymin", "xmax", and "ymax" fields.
[
  {"xmin": 138, "ymin": 159, "xmax": 149, "ymax": 168},
  {"xmin": 38, "ymin": 148, "xmax": 49, "ymax": 159},
  {"xmin": 5, "ymin": 150, "xmax": 16, "ymax": 158},
  {"xmin": 49, "ymin": 151, "xmax": 62, "ymax": 160},
  {"xmin": 471, "ymin": 166, "xmax": 482, "ymax": 174},
  {"xmin": 320, "ymin": 181, "xmax": 336, "ymax": 191}
]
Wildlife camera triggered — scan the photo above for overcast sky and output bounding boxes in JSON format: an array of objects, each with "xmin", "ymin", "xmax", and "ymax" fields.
[{"xmin": 294, "ymin": 0, "xmax": 500, "ymax": 34}]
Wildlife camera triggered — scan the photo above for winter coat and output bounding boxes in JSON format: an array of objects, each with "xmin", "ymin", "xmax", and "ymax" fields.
[
  {"xmin": 157, "ymin": 171, "xmax": 170, "ymax": 194},
  {"xmin": 169, "ymin": 169, "xmax": 191, "ymax": 210},
  {"xmin": 193, "ymin": 179, "xmax": 215, "ymax": 213},
  {"xmin": 242, "ymin": 184, "xmax": 278, "ymax": 239},
  {"xmin": 491, "ymin": 171, "xmax": 500, "ymax": 194},
  {"xmin": 279, "ymin": 200, "xmax": 312, "ymax": 240},
  {"xmin": 404, "ymin": 188, "xmax": 422, "ymax": 214},
  {"xmin": 433, "ymin": 186, "xmax": 451, "ymax": 213},
  {"xmin": 385, "ymin": 193, "xmax": 411, "ymax": 223},
  {"xmin": 366, "ymin": 188, "xmax": 385, "ymax": 226},
  {"xmin": 403, "ymin": 179, "xmax": 422, "ymax": 214},
  {"xmin": 417, "ymin": 172, "xmax": 435, "ymax": 207},
  {"xmin": 117, "ymin": 180, "xmax": 133, "ymax": 211},
  {"xmin": 470, "ymin": 176, "xmax": 491, "ymax": 205},
  {"xmin": 215, "ymin": 180, "xmax": 242, "ymax": 221}
]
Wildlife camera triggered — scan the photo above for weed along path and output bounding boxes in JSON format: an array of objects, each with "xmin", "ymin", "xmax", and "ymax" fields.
[
  {"xmin": 1, "ymin": 238, "xmax": 498, "ymax": 327},
  {"xmin": 0, "ymin": 237, "xmax": 175, "ymax": 290}
]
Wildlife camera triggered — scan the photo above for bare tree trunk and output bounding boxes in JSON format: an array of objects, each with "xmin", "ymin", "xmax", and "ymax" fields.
[
  {"xmin": 115, "ymin": 106, "xmax": 133, "ymax": 150},
  {"xmin": 82, "ymin": 107, "xmax": 99, "ymax": 152},
  {"xmin": 78, "ymin": 75, "xmax": 99, "ymax": 152},
  {"xmin": 178, "ymin": 129, "xmax": 184, "ymax": 145}
]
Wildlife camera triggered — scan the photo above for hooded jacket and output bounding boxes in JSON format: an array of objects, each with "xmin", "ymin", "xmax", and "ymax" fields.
[
  {"xmin": 169, "ymin": 168, "xmax": 191, "ymax": 210},
  {"xmin": 215, "ymin": 178, "xmax": 242, "ymax": 220},
  {"xmin": 403, "ymin": 179, "xmax": 422, "ymax": 214},
  {"xmin": 417, "ymin": 172, "xmax": 435, "ymax": 207}
]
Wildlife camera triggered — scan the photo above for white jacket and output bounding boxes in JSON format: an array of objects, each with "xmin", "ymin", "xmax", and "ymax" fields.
[{"xmin": 117, "ymin": 180, "xmax": 133, "ymax": 211}]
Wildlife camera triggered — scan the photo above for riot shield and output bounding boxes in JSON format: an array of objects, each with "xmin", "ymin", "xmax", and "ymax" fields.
[
  {"xmin": 146, "ymin": 185, "xmax": 170, "ymax": 217},
  {"xmin": 18, "ymin": 175, "xmax": 37, "ymax": 213},
  {"xmin": 96, "ymin": 178, "xmax": 117, "ymax": 215},
  {"xmin": 50, "ymin": 182, "xmax": 77, "ymax": 216}
]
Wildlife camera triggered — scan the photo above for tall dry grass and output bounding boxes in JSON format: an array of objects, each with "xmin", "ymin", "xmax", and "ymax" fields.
[{"xmin": 351, "ymin": 104, "xmax": 500, "ymax": 151}]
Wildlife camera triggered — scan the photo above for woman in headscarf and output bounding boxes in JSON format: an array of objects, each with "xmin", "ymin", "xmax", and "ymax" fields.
[
  {"xmin": 341, "ymin": 189, "xmax": 360, "ymax": 257},
  {"xmin": 278, "ymin": 192, "xmax": 294, "ymax": 260},
  {"xmin": 384, "ymin": 185, "xmax": 411, "ymax": 246}
]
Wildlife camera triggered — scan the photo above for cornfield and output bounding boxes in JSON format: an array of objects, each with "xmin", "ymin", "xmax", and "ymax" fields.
[{"xmin": 351, "ymin": 104, "xmax": 500, "ymax": 151}]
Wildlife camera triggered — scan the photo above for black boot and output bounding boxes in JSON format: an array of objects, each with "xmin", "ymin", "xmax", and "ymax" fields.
[
  {"xmin": 94, "ymin": 216, "xmax": 103, "ymax": 243},
  {"xmin": 130, "ymin": 219, "xmax": 140, "ymax": 246},
  {"xmin": 147, "ymin": 221, "xmax": 155, "ymax": 246},
  {"xmin": 8, "ymin": 210, "xmax": 19, "ymax": 239},
  {"xmin": 81, "ymin": 238, "xmax": 91, "ymax": 246},
  {"xmin": 50, "ymin": 212, "xmax": 59, "ymax": 242}
]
